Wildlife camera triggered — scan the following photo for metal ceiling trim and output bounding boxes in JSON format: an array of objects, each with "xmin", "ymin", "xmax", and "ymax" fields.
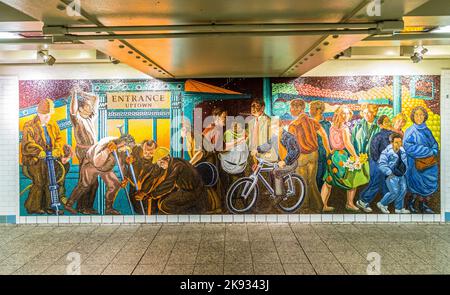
[
  {"xmin": 56, "ymin": 29, "xmax": 382, "ymax": 41},
  {"xmin": 0, "ymin": 38, "xmax": 53, "ymax": 44},
  {"xmin": 43, "ymin": 22, "xmax": 394, "ymax": 35},
  {"xmin": 279, "ymin": 0, "xmax": 377, "ymax": 77},
  {"xmin": 53, "ymin": 0, "xmax": 173, "ymax": 78},
  {"xmin": 365, "ymin": 32, "xmax": 450, "ymax": 41}
]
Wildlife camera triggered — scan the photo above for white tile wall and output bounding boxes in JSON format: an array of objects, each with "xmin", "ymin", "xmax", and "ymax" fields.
[
  {"xmin": 321, "ymin": 214, "xmax": 333, "ymax": 222},
  {"xmin": 0, "ymin": 77, "xmax": 19, "ymax": 217},
  {"xmin": 287, "ymin": 215, "xmax": 299, "ymax": 222},
  {"xmin": 277, "ymin": 215, "xmax": 289, "ymax": 223}
]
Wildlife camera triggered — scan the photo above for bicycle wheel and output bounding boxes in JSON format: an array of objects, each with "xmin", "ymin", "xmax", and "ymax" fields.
[
  {"xmin": 226, "ymin": 177, "xmax": 259, "ymax": 214},
  {"xmin": 278, "ymin": 174, "xmax": 306, "ymax": 213}
]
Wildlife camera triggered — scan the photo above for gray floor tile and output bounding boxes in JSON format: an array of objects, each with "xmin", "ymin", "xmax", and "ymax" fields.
[
  {"xmin": 193, "ymin": 264, "xmax": 224, "ymax": 275},
  {"xmin": 163, "ymin": 264, "xmax": 194, "ymax": 275},
  {"xmin": 313, "ymin": 263, "xmax": 347, "ymax": 275},
  {"xmin": 224, "ymin": 263, "xmax": 254, "ymax": 275},
  {"xmin": 102, "ymin": 264, "xmax": 137, "ymax": 275},
  {"xmin": 225, "ymin": 250, "xmax": 252, "ymax": 264},
  {"xmin": 254, "ymin": 263, "xmax": 285, "ymax": 275},
  {"xmin": 132, "ymin": 263, "xmax": 165, "ymax": 275},
  {"xmin": 251, "ymin": 251, "xmax": 280, "ymax": 264},
  {"xmin": 283, "ymin": 263, "xmax": 316, "ymax": 275}
]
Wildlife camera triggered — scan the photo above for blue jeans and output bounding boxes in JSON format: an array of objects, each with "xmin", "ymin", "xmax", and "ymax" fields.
[
  {"xmin": 380, "ymin": 175, "xmax": 407, "ymax": 210},
  {"xmin": 359, "ymin": 159, "xmax": 388, "ymax": 204},
  {"xmin": 316, "ymin": 153, "xmax": 326, "ymax": 190}
]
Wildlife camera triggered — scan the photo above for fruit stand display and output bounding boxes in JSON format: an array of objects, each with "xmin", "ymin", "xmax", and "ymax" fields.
[{"xmin": 272, "ymin": 82, "xmax": 393, "ymax": 119}]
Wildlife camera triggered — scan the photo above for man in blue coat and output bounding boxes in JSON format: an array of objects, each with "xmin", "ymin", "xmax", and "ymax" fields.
[
  {"xmin": 357, "ymin": 115, "xmax": 392, "ymax": 212},
  {"xmin": 377, "ymin": 133, "xmax": 410, "ymax": 214}
]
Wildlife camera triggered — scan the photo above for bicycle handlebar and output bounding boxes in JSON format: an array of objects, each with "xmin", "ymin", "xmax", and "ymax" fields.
[{"xmin": 255, "ymin": 156, "xmax": 278, "ymax": 168}]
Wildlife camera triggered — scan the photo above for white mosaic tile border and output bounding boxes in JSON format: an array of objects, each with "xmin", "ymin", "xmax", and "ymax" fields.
[{"xmin": 16, "ymin": 214, "xmax": 443, "ymax": 224}]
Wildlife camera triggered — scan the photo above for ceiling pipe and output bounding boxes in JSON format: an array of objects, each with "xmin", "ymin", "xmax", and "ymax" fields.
[
  {"xmin": 365, "ymin": 33, "xmax": 450, "ymax": 41},
  {"xmin": 0, "ymin": 38, "xmax": 53, "ymax": 44},
  {"xmin": 54, "ymin": 29, "xmax": 384, "ymax": 42},
  {"xmin": 44, "ymin": 21, "xmax": 402, "ymax": 35}
]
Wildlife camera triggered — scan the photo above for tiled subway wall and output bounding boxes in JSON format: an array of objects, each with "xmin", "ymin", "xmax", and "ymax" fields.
[
  {"xmin": 0, "ymin": 76, "xmax": 19, "ymax": 222},
  {"xmin": 1, "ymin": 70, "xmax": 449, "ymax": 223}
]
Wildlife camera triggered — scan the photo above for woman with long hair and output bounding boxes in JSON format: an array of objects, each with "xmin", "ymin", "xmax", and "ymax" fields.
[{"xmin": 321, "ymin": 105, "xmax": 369, "ymax": 212}]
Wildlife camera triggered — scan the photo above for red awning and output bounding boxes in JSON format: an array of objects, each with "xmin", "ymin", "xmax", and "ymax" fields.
[{"xmin": 185, "ymin": 79, "xmax": 242, "ymax": 95}]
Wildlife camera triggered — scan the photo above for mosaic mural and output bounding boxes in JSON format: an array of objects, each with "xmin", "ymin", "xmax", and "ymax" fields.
[{"xmin": 18, "ymin": 76, "xmax": 440, "ymax": 216}]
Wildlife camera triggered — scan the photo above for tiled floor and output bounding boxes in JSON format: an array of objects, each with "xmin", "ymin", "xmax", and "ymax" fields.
[{"xmin": 1, "ymin": 223, "xmax": 450, "ymax": 275}]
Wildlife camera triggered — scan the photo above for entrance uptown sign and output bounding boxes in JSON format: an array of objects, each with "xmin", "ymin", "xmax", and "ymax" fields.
[{"xmin": 106, "ymin": 91, "xmax": 171, "ymax": 110}]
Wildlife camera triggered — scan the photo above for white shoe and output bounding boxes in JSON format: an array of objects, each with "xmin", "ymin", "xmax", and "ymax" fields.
[
  {"xmin": 377, "ymin": 202, "xmax": 390, "ymax": 214},
  {"xmin": 395, "ymin": 208, "xmax": 411, "ymax": 214},
  {"xmin": 356, "ymin": 200, "xmax": 373, "ymax": 213}
]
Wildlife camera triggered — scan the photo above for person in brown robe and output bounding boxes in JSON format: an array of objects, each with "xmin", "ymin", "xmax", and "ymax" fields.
[{"xmin": 134, "ymin": 147, "xmax": 208, "ymax": 214}]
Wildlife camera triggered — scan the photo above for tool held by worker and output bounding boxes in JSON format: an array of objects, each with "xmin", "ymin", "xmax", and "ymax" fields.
[{"xmin": 117, "ymin": 125, "xmax": 146, "ymax": 215}]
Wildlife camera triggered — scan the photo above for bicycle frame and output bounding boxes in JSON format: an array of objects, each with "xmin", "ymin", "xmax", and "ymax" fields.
[{"xmin": 241, "ymin": 158, "xmax": 295, "ymax": 199}]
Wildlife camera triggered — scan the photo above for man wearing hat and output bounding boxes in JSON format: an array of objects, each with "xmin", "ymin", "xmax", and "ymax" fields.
[
  {"xmin": 70, "ymin": 87, "xmax": 100, "ymax": 215},
  {"xmin": 134, "ymin": 147, "xmax": 209, "ymax": 214},
  {"xmin": 21, "ymin": 98, "xmax": 64, "ymax": 215},
  {"xmin": 64, "ymin": 135, "xmax": 134, "ymax": 215}
]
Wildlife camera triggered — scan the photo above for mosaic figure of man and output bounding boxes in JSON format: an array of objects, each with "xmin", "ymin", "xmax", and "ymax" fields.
[
  {"xmin": 288, "ymin": 99, "xmax": 331, "ymax": 213},
  {"xmin": 70, "ymin": 87, "xmax": 100, "ymax": 214},
  {"xmin": 21, "ymin": 98, "xmax": 64, "ymax": 215}
]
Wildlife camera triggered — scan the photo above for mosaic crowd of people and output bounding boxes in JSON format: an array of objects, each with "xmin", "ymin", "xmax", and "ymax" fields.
[{"xmin": 20, "ymin": 89, "xmax": 439, "ymax": 215}]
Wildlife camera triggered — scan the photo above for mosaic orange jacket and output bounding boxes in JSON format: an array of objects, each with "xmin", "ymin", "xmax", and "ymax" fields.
[{"xmin": 21, "ymin": 115, "xmax": 63, "ymax": 166}]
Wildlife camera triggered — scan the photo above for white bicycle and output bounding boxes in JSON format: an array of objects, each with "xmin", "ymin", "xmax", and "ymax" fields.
[{"xmin": 226, "ymin": 157, "xmax": 306, "ymax": 214}]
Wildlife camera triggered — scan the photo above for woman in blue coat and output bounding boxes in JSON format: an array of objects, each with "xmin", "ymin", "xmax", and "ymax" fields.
[{"xmin": 403, "ymin": 106, "xmax": 439, "ymax": 213}]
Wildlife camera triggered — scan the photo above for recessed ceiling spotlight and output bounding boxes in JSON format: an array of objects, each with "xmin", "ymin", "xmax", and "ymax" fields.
[
  {"xmin": 119, "ymin": 45, "xmax": 125, "ymax": 49},
  {"xmin": 109, "ymin": 56, "xmax": 120, "ymax": 64},
  {"xmin": 38, "ymin": 50, "xmax": 56, "ymax": 66},
  {"xmin": 410, "ymin": 45, "xmax": 428, "ymax": 63}
]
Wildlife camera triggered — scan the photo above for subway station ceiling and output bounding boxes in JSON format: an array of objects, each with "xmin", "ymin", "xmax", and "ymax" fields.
[{"xmin": 0, "ymin": 0, "xmax": 449, "ymax": 78}]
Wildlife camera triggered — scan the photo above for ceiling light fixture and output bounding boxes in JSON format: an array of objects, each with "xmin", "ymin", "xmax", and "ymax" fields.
[
  {"xmin": 0, "ymin": 32, "xmax": 21, "ymax": 39},
  {"xmin": 432, "ymin": 25, "xmax": 450, "ymax": 33},
  {"xmin": 410, "ymin": 45, "xmax": 428, "ymax": 63},
  {"xmin": 38, "ymin": 50, "xmax": 56, "ymax": 66},
  {"xmin": 109, "ymin": 56, "xmax": 120, "ymax": 64}
]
